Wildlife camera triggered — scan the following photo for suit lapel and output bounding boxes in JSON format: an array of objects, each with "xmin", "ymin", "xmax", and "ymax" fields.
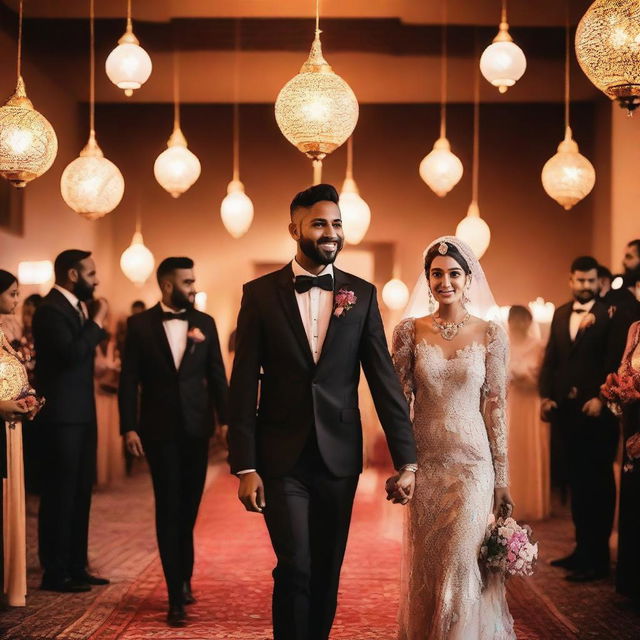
[
  {"xmin": 572, "ymin": 301, "xmax": 604, "ymax": 351},
  {"xmin": 178, "ymin": 309, "xmax": 198, "ymax": 372},
  {"xmin": 49, "ymin": 288, "xmax": 83, "ymax": 329},
  {"xmin": 151, "ymin": 304, "xmax": 177, "ymax": 371},
  {"xmin": 316, "ymin": 267, "xmax": 349, "ymax": 367},
  {"xmin": 277, "ymin": 264, "xmax": 315, "ymax": 366}
]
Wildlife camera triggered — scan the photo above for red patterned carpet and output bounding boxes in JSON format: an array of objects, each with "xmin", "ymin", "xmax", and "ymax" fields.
[{"xmin": 10, "ymin": 464, "xmax": 638, "ymax": 638}]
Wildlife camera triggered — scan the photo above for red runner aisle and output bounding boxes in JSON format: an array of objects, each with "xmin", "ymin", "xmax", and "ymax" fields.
[{"xmin": 82, "ymin": 468, "xmax": 574, "ymax": 640}]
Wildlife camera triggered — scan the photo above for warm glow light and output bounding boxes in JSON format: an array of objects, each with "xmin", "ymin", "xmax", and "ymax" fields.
[
  {"xmin": 195, "ymin": 291, "xmax": 208, "ymax": 312},
  {"xmin": 480, "ymin": 10, "xmax": 527, "ymax": 94},
  {"xmin": 528, "ymin": 297, "xmax": 556, "ymax": 324},
  {"xmin": 455, "ymin": 201, "xmax": 491, "ymax": 259},
  {"xmin": 18, "ymin": 260, "xmax": 53, "ymax": 285},
  {"xmin": 105, "ymin": 24, "xmax": 152, "ymax": 96},
  {"xmin": 154, "ymin": 127, "xmax": 201, "ymax": 198},
  {"xmin": 61, "ymin": 131, "xmax": 125, "ymax": 220},
  {"xmin": 339, "ymin": 177, "xmax": 371, "ymax": 245},
  {"xmin": 275, "ymin": 32, "xmax": 358, "ymax": 164},
  {"xmin": 541, "ymin": 127, "xmax": 595, "ymax": 210},
  {"xmin": 382, "ymin": 278, "xmax": 410, "ymax": 310},
  {"xmin": 419, "ymin": 137, "xmax": 464, "ymax": 197},
  {"xmin": 220, "ymin": 179, "xmax": 254, "ymax": 238},
  {"xmin": 120, "ymin": 230, "xmax": 155, "ymax": 286},
  {"xmin": 576, "ymin": 0, "xmax": 640, "ymax": 112},
  {"xmin": 0, "ymin": 77, "xmax": 58, "ymax": 188},
  {"xmin": 612, "ymin": 276, "xmax": 624, "ymax": 290}
]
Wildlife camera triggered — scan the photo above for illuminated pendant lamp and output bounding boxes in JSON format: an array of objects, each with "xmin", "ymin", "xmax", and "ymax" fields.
[
  {"xmin": 576, "ymin": 0, "xmax": 640, "ymax": 113},
  {"xmin": 339, "ymin": 136, "xmax": 371, "ymax": 245},
  {"xmin": 382, "ymin": 275, "xmax": 410, "ymax": 310},
  {"xmin": 0, "ymin": 0, "xmax": 58, "ymax": 188},
  {"xmin": 221, "ymin": 19, "xmax": 254, "ymax": 239},
  {"xmin": 121, "ymin": 218, "xmax": 155, "ymax": 286},
  {"xmin": 542, "ymin": 15, "xmax": 595, "ymax": 210},
  {"xmin": 275, "ymin": 0, "xmax": 359, "ymax": 184},
  {"xmin": 154, "ymin": 51, "xmax": 201, "ymax": 197},
  {"xmin": 456, "ymin": 58, "xmax": 491, "ymax": 259},
  {"xmin": 419, "ymin": 0, "xmax": 463, "ymax": 197},
  {"xmin": 480, "ymin": 0, "xmax": 527, "ymax": 94},
  {"xmin": 61, "ymin": 0, "xmax": 124, "ymax": 221},
  {"xmin": 105, "ymin": 0, "xmax": 152, "ymax": 97}
]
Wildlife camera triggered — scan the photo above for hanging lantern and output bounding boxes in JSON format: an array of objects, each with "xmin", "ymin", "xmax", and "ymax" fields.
[
  {"xmin": 382, "ymin": 278, "xmax": 410, "ymax": 310},
  {"xmin": 480, "ymin": 0, "xmax": 527, "ymax": 93},
  {"xmin": 154, "ymin": 126, "xmax": 201, "ymax": 198},
  {"xmin": 419, "ymin": 137, "xmax": 463, "ymax": 197},
  {"xmin": 275, "ymin": 2, "xmax": 358, "ymax": 183},
  {"xmin": 221, "ymin": 179, "xmax": 254, "ymax": 239},
  {"xmin": 575, "ymin": 0, "xmax": 640, "ymax": 113},
  {"xmin": 17, "ymin": 260, "xmax": 53, "ymax": 286},
  {"xmin": 194, "ymin": 291, "xmax": 208, "ymax": 312},
  {"xmin": 105, "ymin": 1, "xmax": 152, "ymax": 97},
  {"xmin": 528, "ymin": 297, "xmax": 555, "ymax": 324},
  {"xmin": 339, "ymin": 177, "xmax": 371, "ymax": 245},
  {"xmin": 61, "ymin": 132, "xmax": 125, "ymax": 220},
  {"xmin": 120, "ymin": 229, "xmax": 155, "ymax": 286},
  {"xmin": 456, "ymin": 201, "xmax": 491, "ymax": 259},
  {"xmin": 541, "ymin": 127, "xmax": 595, "ymax": 210}
]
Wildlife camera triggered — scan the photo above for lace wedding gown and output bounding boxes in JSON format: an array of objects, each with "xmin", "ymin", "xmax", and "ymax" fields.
[{"xmin": 393, "ymin": 318, "xmax": 515, "ymax": 640}]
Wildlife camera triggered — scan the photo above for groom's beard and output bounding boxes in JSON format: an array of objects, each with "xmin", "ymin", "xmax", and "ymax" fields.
[
  {"xmin": 171, "ymin": 288, "xmax": 194, "ymax": 309},
  {"xmin": 299, "ymin": 234, "xmax": 343, "ymax": 266},
  {"xmin": 573, "ymin": 289, "xmax": 596, "ymax": 303}
]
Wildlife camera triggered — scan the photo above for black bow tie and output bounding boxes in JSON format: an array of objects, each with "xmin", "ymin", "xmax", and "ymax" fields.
[
  {"xmin": 294, "ymin": 274, "xmax": 334, "ymax": 294},
  {"xmin": 572, "ymin": 307, "xmax": 587, "ymax": 314},
  {"xmin": 162, "ymin": 311, "xmax": 188, "ymax": 321}
]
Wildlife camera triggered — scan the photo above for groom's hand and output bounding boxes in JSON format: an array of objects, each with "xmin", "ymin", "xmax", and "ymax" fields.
[
  {"xmin": 125, "ymin": 431, "xmax": 144, "ymax": 457},
  {"xmin": 385, "ymin": 470, "xmax": 415, "ymax": 505},
  {"xmin": 238, "ymin": 471, "xmax": 266, "ymax": 513}
]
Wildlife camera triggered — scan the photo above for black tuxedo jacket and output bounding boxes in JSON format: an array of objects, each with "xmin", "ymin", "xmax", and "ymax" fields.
[
  {"xmin": 228, "ymin": 263, "xmax": 416, "ymax": 478},
  {"xmin": 33, "ymin": 288, "xmax": 107, "ymax": 424},
  {"xmin": 118, "ymin": 304, "xmax": 229, "ymax": 441},
  {"xmin": 539, "ymin": 299, "xmax": 611, "ymax": 406}
]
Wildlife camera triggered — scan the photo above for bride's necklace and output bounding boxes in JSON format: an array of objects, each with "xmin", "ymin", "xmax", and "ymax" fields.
[{"xmin": 432, "ymin": 312, "xmax": 470, "ymax": 341}]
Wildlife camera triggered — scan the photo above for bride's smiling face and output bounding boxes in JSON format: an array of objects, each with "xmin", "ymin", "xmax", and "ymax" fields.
[{"xmin": 428, "ymin": 256, "xmax": 469, "ymax": 307}]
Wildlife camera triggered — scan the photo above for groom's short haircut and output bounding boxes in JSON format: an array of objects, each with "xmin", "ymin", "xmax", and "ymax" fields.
[
  {"xmin": 570, "ymin": 256, "xmax": 598, "ymax": 273},
  {"xmin": 290, "ymin": 183, "xmax": 339, "ymax": 218},
  {"xmin": 54, "ymin": 249, "xmax": 92, "ymax": 283},
  {"xmin": 156, "ymin": 257, "xmax": 194, "ymax": 285}
]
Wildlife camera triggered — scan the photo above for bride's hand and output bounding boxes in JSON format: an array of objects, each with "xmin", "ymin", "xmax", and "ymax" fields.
[{"xmin": 493, "ymin": 487, "xmax": 514, "ymax": 519}]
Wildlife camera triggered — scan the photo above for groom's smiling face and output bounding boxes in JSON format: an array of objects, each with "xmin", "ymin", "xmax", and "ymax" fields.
[{"xmin": 289, "ymin": 201, "xmax": 344, "ymax": 267}]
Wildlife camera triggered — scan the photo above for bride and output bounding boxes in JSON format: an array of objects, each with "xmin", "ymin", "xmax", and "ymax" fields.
[{"xmin": 390, "ymin": 236, "xmax": 515, "ymax": 639}]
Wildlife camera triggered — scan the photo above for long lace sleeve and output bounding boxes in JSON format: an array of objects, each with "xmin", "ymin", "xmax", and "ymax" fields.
[
  {"xmin": 392, "ymin": 318, "xmax": 415, "ymax": 405},
  {"xmin": 482, "ymin": 321, "xmax": 509, "ymax": 488}
]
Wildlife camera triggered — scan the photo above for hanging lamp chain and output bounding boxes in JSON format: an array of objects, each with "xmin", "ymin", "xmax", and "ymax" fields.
[
  {"xmin": 315, "ymin": 0, "xmax": 321, "ymax": 36},
  {"xmin": 232, "ymin": 18, "xmax": 241, "ymax": 181},
  {"xmin": 90, "ymin": 0, "xmax": 95, "ymax": 134},
  {"xmin": 17, "ymin": 0, "xmax": 23, "ymax": 81},
  {"xmin": 173, "ymin": 49, "xmax": 180, "ymax": 129},
  {"xmin": 472, "ymin": 35, "xmax": 480, "ymax": 203},
  {"xmin": 346, "ymin": 136, "xmax": 353, "ymax": 180},
  {"xmin": 564, "ymin": 0, "xmax": 571, "ymax": 133},
  {"xmin": 439, "ymin": 0, "xmax": 448, "ymax": 139}
]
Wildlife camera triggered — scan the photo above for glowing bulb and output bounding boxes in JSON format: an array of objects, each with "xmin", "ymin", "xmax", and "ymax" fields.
[
  {"xmin": 339, "ymin": 177, "xmax": 371, "ymax": 245},
  {"xmin": 120, "ymin": 230, "xmax": 155, "ymax": 286},
  {"xmin": 220, "ymin": 179, "xmax": 254, "ymax": 238},
  {"xmin": 382, "ymin": 278, "xmax": 410, "ymax": 310},
  {"xmin": 419, "ymin": 137, "xmax": 464, "ymax": 197},
  {"xmin": 455, "ymin": 201, "xmax": 491, "ymax": 259}
]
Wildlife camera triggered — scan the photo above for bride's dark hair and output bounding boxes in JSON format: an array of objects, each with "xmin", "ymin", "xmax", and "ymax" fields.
[{"xmin": 424, "ymin": 241, "xmax": 471, "ymax": 278}]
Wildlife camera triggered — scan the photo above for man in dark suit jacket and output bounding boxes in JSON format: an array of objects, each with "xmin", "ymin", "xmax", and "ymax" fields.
[
  {"xmin": 119, "ymin": 257, "xmax": 229, "ymax": 627},
  {"xmin": 540, "ymin": 255, "xmax": 619, "ymax": 582},
  {"xmin": 33, "ymin": 249, "xmax": 110, "ymax": 592},
  {"xmin": 228, "ymin": 184, "xmax": 417, "ymax": 640}
]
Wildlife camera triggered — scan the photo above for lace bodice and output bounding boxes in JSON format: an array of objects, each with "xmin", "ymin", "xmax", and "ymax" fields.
[
  {"xmin": 0, "ymin": 327, "xmax": 29, "ymax": 402},
  {"xmin": 392, "ymin": 317, "xmax": 509, "ymax": 488}
]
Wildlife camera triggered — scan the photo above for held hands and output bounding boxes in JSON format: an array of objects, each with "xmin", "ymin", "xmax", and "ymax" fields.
[
  {"xmin": 540, "ymin": 398, "xmax": 557, "ymax": 422},
  {"xmin": 493, "ymin": 487, "xmax": 515, "ymax": 519},
  {"xmin": 125, "ymin": 430, "xmax": 145, "ymax": 458},
  {"xmin": 582, "ymin": 397, "xmax": 603, "ymax": 418},
  {"xmin": 385, "ymin": 470, "xmax": 416, "ymax": 505},
  {"xmin": 238, "ymin": 471, "xmax": 266, "ymax": 513},
  {"xmin": 0, "ymin": 399, "xmax": 29, "ymax": 421}
]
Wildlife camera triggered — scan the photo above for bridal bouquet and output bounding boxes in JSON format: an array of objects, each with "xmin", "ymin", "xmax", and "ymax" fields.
[{"xmin": 480, "ymin": 516, "xmax": 538, "ymax": 577}]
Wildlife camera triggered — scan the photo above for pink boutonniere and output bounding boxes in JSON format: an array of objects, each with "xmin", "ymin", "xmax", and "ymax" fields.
[
  {"xmin": 187, "ymin": 326, "xmax": 206, "ymax": 344},
  {"xmin": 334, "ymin": 289, "xmax": 357, "ymax": 318},
  {"xmin": 579, "ymin": 312, "xmax": 596, "ymax": 331}
]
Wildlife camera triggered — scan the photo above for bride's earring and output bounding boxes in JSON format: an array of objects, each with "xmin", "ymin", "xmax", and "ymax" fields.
[
  {"xmin": 462, "ymin": 279, "xmax": 471, "ymax": 308},
  {"xmin": 428, "ymin": 287, "xmax": 435, "ymax": 307}
]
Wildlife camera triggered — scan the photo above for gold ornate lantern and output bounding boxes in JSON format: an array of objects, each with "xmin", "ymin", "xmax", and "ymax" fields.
[
  {"xmin": 61, "ymin": 0, "xmax": 124, "ymax": 220},
  {"xmin": 0, "ymin": 1, "xmax": 58, "ymax": 188},
  {"xmin": 575, "ymin": 0, "xmax": 640, "ymax": 113},
  {"xmin": 275, "ymin": 0, "xmax": 358, "ymax": 183}
]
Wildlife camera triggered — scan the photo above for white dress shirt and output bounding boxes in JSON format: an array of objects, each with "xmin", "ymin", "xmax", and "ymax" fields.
[
  {"xmin": 569, "ymin": 299, "xmax": 595, "ymax": 342},
  {"xmin": 291, "ymin": 260, "xmax": 334, "ymax": 364},
  {"xmin": 53, "ymin": 284, "xmax": 92, "ymax": 326},
  {"xmin": 160, "ymin": 302, "xmax": 189, "ymax": 369}
]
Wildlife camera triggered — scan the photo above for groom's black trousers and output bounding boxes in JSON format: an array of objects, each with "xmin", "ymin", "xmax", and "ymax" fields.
[
  {"xmin": 262, "ymin": 436, "xmax": 359, "ymax": 640},
  {"xmin": 144, "ymin": 435, "xmax": 209, "ymax": 606}
]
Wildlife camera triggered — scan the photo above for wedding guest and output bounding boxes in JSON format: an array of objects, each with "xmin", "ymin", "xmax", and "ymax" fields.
[
  {"xmin": 119, "ymin": 257, "xmax": 229, "ymax": 627},
  {"xmin": 507, "ymin": 305, "xmax": 549, "ymax": 521},
  {"xmin": 602, "ymin": 316, "xmax": 640, "ymax": 606},
  {"xmin": 540, "ymin": 256, "xmax": 619, "ymax": 582},
  {"xmin": 33, "ymin": 250, "xmax": 110, "ymax": 593},
  {"xmin": 0, "ymin": 270, "xmax": 41, "ymax": 606}
]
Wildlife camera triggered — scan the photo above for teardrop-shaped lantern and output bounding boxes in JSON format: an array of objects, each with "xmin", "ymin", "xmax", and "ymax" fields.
[
  {"xmin": 221, "ymin": 179, "xmax": 254, "ymax": 239},
  {"xmin": 154, "ymin": 126, "xmax": 201, "ymax": 198},
  {"xmin": 120, "ymin": 229, "xmax": 155, "ymax": 286},
  {"xmin": 456, "ymin": 201, "xmax": 491, "ymax": 259},
  {"xmin": 419, "ymin": 137, "xmax": 463, "ymax": 197}
]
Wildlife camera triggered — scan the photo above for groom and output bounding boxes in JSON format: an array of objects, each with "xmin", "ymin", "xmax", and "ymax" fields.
[{"xmin": 228, "ymin": 184, "xmax": 417, "ymax": 640}]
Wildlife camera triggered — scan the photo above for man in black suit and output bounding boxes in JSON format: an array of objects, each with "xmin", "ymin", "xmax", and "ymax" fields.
[
  {"xmin": 33, "ymin": 249, "xmax": 110, "ymax": 592},
  {"xmin": 228, "ymin": 184, "xmax": 417, "ymax": 640},
  {"xmin": 540, "ymin": 255, "xmax": 619, "ymax": 582},
  {"xmin": 119, "ymin": 257, "xmax": 229, "ymax": 627}
]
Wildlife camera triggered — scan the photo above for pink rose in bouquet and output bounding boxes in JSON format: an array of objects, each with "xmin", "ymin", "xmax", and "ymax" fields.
[
  {"xmin": 480, "ymin": 516, "xmax": 538, "ymax": 577},
  {"xmin": 334, "ymin": 289, "xmax": 357, "ymax": 318}
]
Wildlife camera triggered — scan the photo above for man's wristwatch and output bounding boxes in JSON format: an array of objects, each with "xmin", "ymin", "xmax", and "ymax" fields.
[{"xmin": 400, "ymin": 463, "xmax": 418, "ymax": 473}]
